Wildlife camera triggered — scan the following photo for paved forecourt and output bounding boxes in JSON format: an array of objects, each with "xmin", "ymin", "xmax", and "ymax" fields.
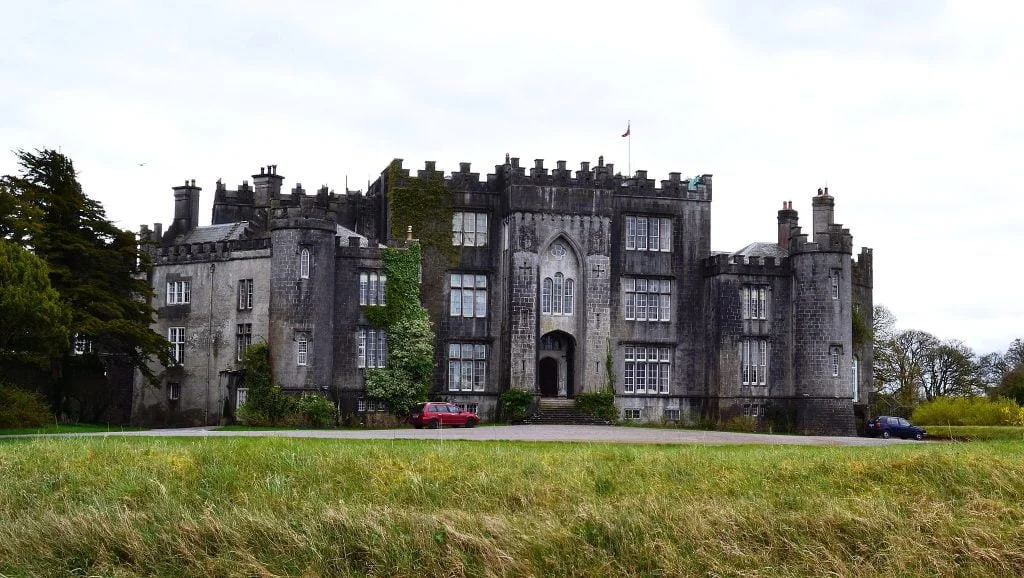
[{"xmin": 22, "ymin": 425, "xmax": 914, "ymax": 446}]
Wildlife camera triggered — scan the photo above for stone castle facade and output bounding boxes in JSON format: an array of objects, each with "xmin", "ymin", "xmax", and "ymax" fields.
[{"xmin": 131, "ymin": 156, "xmax": 873, "ymax": 435}]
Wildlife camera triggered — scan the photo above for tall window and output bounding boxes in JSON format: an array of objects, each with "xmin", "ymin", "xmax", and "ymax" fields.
[
  {"xmin": 238, "ymin": 279, "xmax": 253, "ymax": 310},
  {"xmin": 448, "ymin": 343, "xmax": 487, "ymax": 391},
  {"xmin": 452, "ymin": 212, "xmax": 488, "ymax": 247},
  {"xmin": 741, "ymin": 339, "xmax": 768, "ymax": 385},
  {"xmin": 357, "ymin": 328, "xmax": 387, "ymax": 369},
  {"xmin": 168, "ymin": 327, "xmax": 185, "ymax": 365},
  {"xmin": 236, "ymin": 323, "xmax": 252, "ymax": 361},
  {"xmin": 167, "ymin": 383, "xmax": 181, "ymax": 401},
  {"xmin": 831, "ymin": 270, "xmax": 840, "ymax": 300},
  {"xmin": 542, "ymin": 274, "xmax": 576, "ymax": 316},
  {"xmin": 623, "ymin": 278, "xmax": 671, "ymax": 322},
  {"xmin": 449, "ymin": 274, "xmax": 487, "ymax": 318},
  {"xmin": 741, "ymin": 286, "xmax": 767, "ymax": 320},
  {"xmin": 359, "ymin": 272, "xmax": 387, "ymax": 306},
  {"xmin": 623, "ymin": 346, "xmax": 671, "ymax": 394},
  {"xmin": 297, "ymin": 334, "xmax": 308, "ymax": 366},
  {"xmin": 625, "ymin": 216, "xmax": 672, "ymax": 252},
  {"xmin": 831, "ymin": 346, "xmax": 841, "ymax": 377},
  {"xmin": 299, "ymin": 248, "xmax": 310, "ymax": 279},
  {"xmin": 852, "ymin": 357, "xmax": 860, "ymax": 402},
  {"xmin": 166, "ymin": 280, "xmax": 190, "ymax": 305},
  {"xmin": 73, "ymin": 334, "xmax": 93, "ymax": 355}
]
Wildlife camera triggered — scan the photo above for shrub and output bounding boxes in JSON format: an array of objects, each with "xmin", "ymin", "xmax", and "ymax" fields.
[
  {"xmin": 722, "ymin": 415, "xmax": 758, "ymax": 432},
  {"xmin": 911, "ymin": 396, "xmax": 1024, "ymax": 426},
  {"xmin": 237, "ymin": 342, "xmax": 296, "ymax": 426},
  {"xmin": 575, "ymin": 389, "xmax": 617, "ymax": 422},
  {"xmin": 0, "ymin": 385, "xmax": 53, "ymax": 428},
  {"xmin": 297, "ymin": 394, "xmax": 336, "ymax": 427},
  {"xmin": 500, "ymin": 389, "xmax": 534, "ymax": 422}
]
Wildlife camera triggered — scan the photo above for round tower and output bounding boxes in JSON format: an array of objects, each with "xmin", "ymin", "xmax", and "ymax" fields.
[
  {"xmin": 789, "ymin": 188, "xmax": 855, "ymax": 436},
  {"xmin": 268, "ymin": 185, "xmax": 337, "ymax": 392}
]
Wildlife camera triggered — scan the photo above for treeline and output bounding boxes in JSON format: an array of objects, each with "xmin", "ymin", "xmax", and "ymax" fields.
[
  {"xmin": 0, "ymin": 149, "xmax": 169, "ymax": 423},
  {"xmin": 872, "ymin": 305, "xmax": 1024, "ymax": 414}
]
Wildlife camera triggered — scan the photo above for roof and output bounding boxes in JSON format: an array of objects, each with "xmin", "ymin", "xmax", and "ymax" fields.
[
  {"xmin": 182, "ymin": 222, "xmax": 249, "ymax": 244},
  {"xmin": 733, "ymin": 242, "xmax": 789, "ymax": 259},
  {"xmin": 336, "ymin": 224, "xmax": 370, "ymax": 247}
]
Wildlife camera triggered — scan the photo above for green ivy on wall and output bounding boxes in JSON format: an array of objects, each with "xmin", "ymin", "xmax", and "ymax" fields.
[
  {"xmin": 363, "ymin": 243, "xmax": 436, "ymax": 415},
  {"xmin": 386, "ymin": 160, "xmax": 457, "ymax": 265}
]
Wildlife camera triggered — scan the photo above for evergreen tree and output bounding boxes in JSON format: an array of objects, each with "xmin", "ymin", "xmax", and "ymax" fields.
[
  {"xmin": 1, "ymin": 149, "xmax": 172, "ymax": 412},
  {"xmin": 0, "ymin": 239, "xmax": 71, "ymax": 366}
]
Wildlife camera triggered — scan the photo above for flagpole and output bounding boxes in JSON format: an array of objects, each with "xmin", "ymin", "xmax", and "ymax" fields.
[{"xmin": 628, "ymin": 119, "xmax": 631, "ymax": 177}]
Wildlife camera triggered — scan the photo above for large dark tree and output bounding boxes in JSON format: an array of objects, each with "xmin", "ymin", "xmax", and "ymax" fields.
[
  {"xmin": 0, "ymin": 239, "xmax": 71, "ymax": 365},
  {"xmin": 1, "ymin": 149, "xmax": 171, "ymax": 414}
]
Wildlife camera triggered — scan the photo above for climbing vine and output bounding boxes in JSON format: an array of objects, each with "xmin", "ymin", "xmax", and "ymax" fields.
[
  {"xmin": 386, "ymin": 160, "xmax": 457, "ymax": 265},
  {"xmin": 363, "ymin": 243, "xmax": 435, "ymax": 416},
  {"xmin": 852, "ymin": 304, "xmax": 871, "ymax": 349}
]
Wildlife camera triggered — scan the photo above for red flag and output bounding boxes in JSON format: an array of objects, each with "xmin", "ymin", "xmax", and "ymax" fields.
[{"xmin": 621, "ymin": 123, "xmax": 631, "ymax": 137}]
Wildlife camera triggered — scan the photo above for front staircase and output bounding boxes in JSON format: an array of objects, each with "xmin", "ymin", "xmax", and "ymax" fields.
[{"xmin": 520, "ymin": 398, "xmax": 611, "ymax": 425}]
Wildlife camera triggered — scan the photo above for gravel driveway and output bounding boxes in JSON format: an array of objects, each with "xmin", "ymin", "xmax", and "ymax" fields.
[{"xmin": 25, "ymin": 425, "xmax": 914, "ymax": 446}]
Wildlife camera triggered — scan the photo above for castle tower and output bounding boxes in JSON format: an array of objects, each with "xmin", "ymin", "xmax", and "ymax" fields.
[
  {"xmin": 268, "ymin": 186, "xmax": 337, "ymax": 393},
  {"xmin": 789, "ymin": 188, "xmax": 856, "ymax": 435}
]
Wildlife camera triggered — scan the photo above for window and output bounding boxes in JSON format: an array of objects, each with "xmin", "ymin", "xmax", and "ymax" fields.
[
  {"xmin": 72, "ymin": 334, "xmax": 92, "ymax": 355},
  {"xmin": 623, "ymin": 408, "xmax": 642, "ymax": 420},
  {"xmin": 236, "ymin": 323, "xmax": 252, "ymax": 361},
  {"xmin": 831, "ymin": 269, "xmax": 841, "ymax": 300},
  {"xmin": 623, "ymin": 278, "xmax": 672, "ymax": 322},
  {"xmin": 455, "ymin": 403, "xmax": 479, "ymax": 414},
  {"xmin": 741, "ymin": 286, "xmax": 767, "ymax": 320},
  {"xmin": 167, "ymin": 382, "xmax": 180, "ymax": 401},
  {"xmin": 236, "ymin": 387, "xmax": 247, "ymax": 410},
  {"xmin": 664, "ymin": 408, "xmax": 680, "ymax": 421},
  {"xmin": 741, "ymin": 339, "xmax": 768, "ymax": 385},
  {"xmin": 742, "ymin": 403, "xmax": 765, "ymax": 417},
  {"xmin": 449, "ymin": 274, "xmax": 487, "ymax": 318},
  {"xmin": 300, "ymin": 248, "xmax": 310, "ymax": 279},
  {"xmin": 623, "ymin": 346, "xmax": 672, "ymax": 394},
  {"xmin": 166, "ymin": 280, "xmax": 190, "ymax": 305},
  {"xmin": 831, "ymin": 346, "xmax": 841, "ymax": 377},
  {"xmin": 625, "ymin": 216, "xmax": 672, "ymax": 252},
  {"xmin": 297, "ymin": 334, "xmax": 308, "ymax": 366},
  {"xmin": 359, "ymin": 271, "xmax": 387, "ymax": 306},
  {"xmin": 542, "ymin": 273, "xmax": 576, "ymax": 316},
  {"xmin": 448, "ymin": 343, "xmax": 487, "ymax": 391},
  {"xmin": 564, "ymin": 278, "xmax": 574, "ymax": 315},
  {"xmin": 238, "ymin": 279, "xmax": 253, "ymax": 310},
  {"xmin": 357, "ymin": 328, "xmax": 388, "ymax": 369},
  {"xmin": 853, "ymin": 357, "xmax": 860, "ymax": 403},
  {"xmin": 357, "ymin": 399, "xmax": 387, "ymax": 413},
  {"xmin": 541, "ymin": 277, "xmax": 553, "ymax": 314},
  {"xmin": 452, "ymin": 212, "xmax": 488, "ymax": 247},
  {"xmin": 168, "ymin": 327, "xmax": 185, "ymax": 364}
]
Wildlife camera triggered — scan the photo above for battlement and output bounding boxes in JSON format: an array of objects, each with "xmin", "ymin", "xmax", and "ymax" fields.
[
  {"xmin": 703, "ymin": 253, "xmax": 790, "ymax": 277},
  {"xmin": 852, "ymin": 247, "xmax": 873, "ymax": 288},
  {"xmin": 151, "ymin": 237, "xmax": 271, "ymax": 265},
  {"xmin": 213, "ymin": 179, "xmax": 254, "ymax": 204},
  {"xmin": 789, "ymin": 223, "xmax": 854, "ymax": 255},
  {"xmin": 384, "ymin": 157, "xmax": 712, "ymax": 200},
  {"xmin": 269, "ymin": 191, "xmax": 338, "ymax": 231}
]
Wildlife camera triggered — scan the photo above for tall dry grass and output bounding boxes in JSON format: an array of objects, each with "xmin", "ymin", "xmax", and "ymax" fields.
[{"xmin": 1, "ymin": 437, "xmax": 1023, "ymax": 576}]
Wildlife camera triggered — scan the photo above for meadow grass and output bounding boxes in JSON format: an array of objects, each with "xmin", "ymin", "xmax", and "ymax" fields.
[
  {"xmin": 924, "ymin": 425, "xmax": 1024, "ymax": 441},
  {"xmin": 1, "ymin": 437, "xmax": 1023, "ymax": 577},
  {"xmin": 0, "ymin": 423, "xmax": 145, "ymax": 436}
]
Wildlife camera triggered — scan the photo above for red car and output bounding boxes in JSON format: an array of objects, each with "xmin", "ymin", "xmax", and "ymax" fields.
[{"xmin": 409, "ymin": 402, "xmax": 479, "ymax": 428}]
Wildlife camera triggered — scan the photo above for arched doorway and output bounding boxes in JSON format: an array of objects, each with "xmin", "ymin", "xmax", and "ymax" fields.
[{"xmin": 538, "ymin": 331, "xmax": 576, "ymax": 398}]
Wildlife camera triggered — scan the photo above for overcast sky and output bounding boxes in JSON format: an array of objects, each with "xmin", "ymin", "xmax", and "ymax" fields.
[{"xmin": 2, "ymin": 0, "xmax": 1021, "ymax": 356}]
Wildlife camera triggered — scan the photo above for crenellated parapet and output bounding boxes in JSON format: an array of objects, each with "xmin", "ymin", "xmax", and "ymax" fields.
[
  {"xmin": 151, "ymin": 237, "xmax": 271, "ymax": 265},
  {"xmin": 852, "ymin": 247, "xmax": 873, "ymax": 288},
  {"xmin": 789, "ymin": 223, "xmax": 853, "ymax": 254},
  {"xmin": 703, "ymin": 253, "xmax": 790, "ymax": 277},
  {"xmin": 269, "ymin": 191, "xmax": 338, "ymax": 232}
]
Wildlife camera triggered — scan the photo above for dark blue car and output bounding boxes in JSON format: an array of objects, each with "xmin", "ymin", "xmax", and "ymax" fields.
[{"xmin": 866, "ymin": 416, "xmax": 926, "ymax": 440}]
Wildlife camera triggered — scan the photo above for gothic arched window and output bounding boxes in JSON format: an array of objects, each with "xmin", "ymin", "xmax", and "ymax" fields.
[
  {"xmin": 553, "ymin": 273, "xmax": 564, "ymax": 315},
  {"xmin": 564, "ymin": 278, "xmax": 574, "ymax": 315},
  {"xmin": 541, "ymin": 277, "xmax": 553, "ymax": 314},
  {"xmin": 299, "ymin": 248, "xmax": 310, "ymax": 279}
]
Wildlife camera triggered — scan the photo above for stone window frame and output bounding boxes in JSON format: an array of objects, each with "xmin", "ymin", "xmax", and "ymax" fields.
[
  {"xmin": 452, "ymin": 211, "xmax": 489, "ymax": 247},
  {"xmin": 299, "ymin": 248, "xmax": 311, "ymax": 279},
  {"xmin": 449, "ymin": 273, "xmax": 487, "ymax": 318},
  {"xmin": 236, "ymin": 323, "xmax": 252, "ymax": 362},
  {"xmin": 238, "ymin": 279, "xmax": 254, "ymax": 310},
  {"xmin": 831, "ymin": 269, "xmax": 841, "ymax": 300},
  {"xmin": 359, "ymin": 271, "xmax": 387, "ymax": 307},
  {"xmin": 166, "ymin": 280, "xmax": 191, "ymax": 305},
  {"xmin": 623, "ymin": 408, "xmax": 642, "ymax": 420},
  {"xmin": 623, "ymin": 277, "xmax": 672, "ymax": 322},
  {"xmin": 448, "ymin": 343, "xmax": 487, "ymax": 392},
  {"xmin": 541, "ymin": 273, "xmax": 575, "ymax": 316},
  {"xmin": 663, "ymin": 408, "xmax": 681, "ymax": 421},
  {"xmin": 236, "ymin": 387, "xmax": 248, "ymax": 411},
  {"xmin": 830, "ymin": 345, "xmax": 842, "ymax": 377},
  {"xmin": 167, "ymin": 382, "xmax": 181, "ymax": 401},
  {"xmin": 168, "ymin": 327, "xmax": 186, "ymax": 365},
  {"xmin": 625, "ymin": 215, "xmax": 672, "ymax": 252},
  {"xmin": 623, "ymin": 345, "xmax": 672, "ymax": 395},
  {"xmin": 297, "ymin": 333, "xmax": 309, "ymax": 366},
  {"xmin": 740, "ymin": 339, "xmax": 768, "ymax": 386},
  {"xmin": 357, "ymin": 327, "xmax": 387, "ymax": 369},
  {"xmin": 742, "ymin": 403, "xmax": 765, "ymax": 417},
  {"xmin": 741, "ymin": 285, "xmax": 768, "ymax": 320}
]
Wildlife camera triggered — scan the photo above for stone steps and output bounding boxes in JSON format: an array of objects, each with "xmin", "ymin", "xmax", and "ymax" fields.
[{"xmin": 521, "ymin": 398, "xmax": 612, "ymax": 426}]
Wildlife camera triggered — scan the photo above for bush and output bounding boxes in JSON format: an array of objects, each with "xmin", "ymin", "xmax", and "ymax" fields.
[
  {"xmin": 500, "ymin": 389, "xmax": 534, "ymax": 422},
  {"xmin": 575, "ymin": 389, "xmax": 617, "ymax": 422},
  {"xmin": 297, "ymin": 394, "xmax": 336, "ymax": 427},
  {"xmin": 0, "ymin": 385, "xmax": 53, "ymax": 428},
  {"xmin": 911, "ymin": 396, "xmax": 1024, "ymax": 426}
]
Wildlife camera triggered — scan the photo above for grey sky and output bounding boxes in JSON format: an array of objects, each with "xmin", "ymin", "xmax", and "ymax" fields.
[{"xmin": 3, "ymin": 0, "xmax": 1021, "ymax": 356}]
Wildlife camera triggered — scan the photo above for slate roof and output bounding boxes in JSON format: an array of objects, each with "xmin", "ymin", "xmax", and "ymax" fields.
[
  {"xmin": 733, "ymin": 242, "xmax": 789, "ymax": 259},
  {"xmin": 336, "ymin": 224, "xmax": 371, "ymax": 247},
  {"xmin": 182, "ymin": 222, "xmax": 250, "ymax": 244}
]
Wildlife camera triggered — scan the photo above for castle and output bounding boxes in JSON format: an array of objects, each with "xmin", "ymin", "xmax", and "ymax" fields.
[{"xmin": 131, "ymin": 156, "xmax": 873, "ymax": 435}]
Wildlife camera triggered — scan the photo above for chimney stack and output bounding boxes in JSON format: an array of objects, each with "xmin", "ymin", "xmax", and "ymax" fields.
[{"xmin": 778, "ymin": 200, "xmax": 799, "ymax": 250}]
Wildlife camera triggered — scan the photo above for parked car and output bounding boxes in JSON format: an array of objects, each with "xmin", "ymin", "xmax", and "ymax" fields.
[
  {"xmin": 409, "ymin": 402, "xmax": 479, "ymax": 429},
  {"xmin": 866, "ymin": 416, "xmax": 926, "ymax": 440}
]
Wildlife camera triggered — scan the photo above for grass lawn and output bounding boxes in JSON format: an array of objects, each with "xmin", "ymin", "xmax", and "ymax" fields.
[
  {"xmin": 2, "ymin": 437, "xmax": 1023, "ymax": 577},
  {"xmin": 922, "ymin": 425, "xmax": 1024, "ymax": 441},
  {"xmin": 0, "ymin": 423, "xmax": 145, "ymax": 436}
]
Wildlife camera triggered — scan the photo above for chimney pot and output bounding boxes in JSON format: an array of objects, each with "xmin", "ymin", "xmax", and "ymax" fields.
[{"xmin": 406, "ymin": 225, "xmax": 413, "ymax": 241}]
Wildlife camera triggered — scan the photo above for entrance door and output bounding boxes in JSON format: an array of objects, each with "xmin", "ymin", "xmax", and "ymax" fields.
[{"xmin": 539, "ymin": 358, "xmax": 558, "ymax": 397}]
